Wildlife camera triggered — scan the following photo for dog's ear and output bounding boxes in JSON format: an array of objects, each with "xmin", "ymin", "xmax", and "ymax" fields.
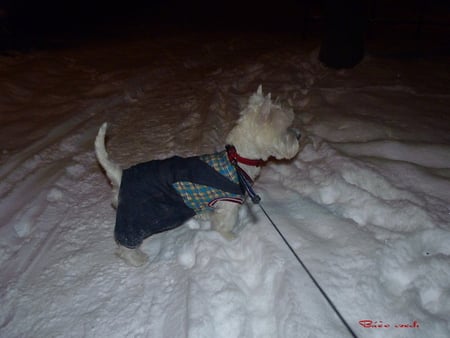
[
  {"xmin": 259, "ymin": 93, "xmax": 273, "ymax": 123},
  {"xmin": 248, "ymin": 85, "xmax": 265, "ymax": 108},
  {"xmin": 257, "ymin": 84, "xmax": 263, "ymax": 96}
]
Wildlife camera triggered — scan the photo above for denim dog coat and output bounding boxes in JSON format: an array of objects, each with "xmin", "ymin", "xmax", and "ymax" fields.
[{"xmin": 115, "ymin": 151, "xmax": 244, "ymax": 248}]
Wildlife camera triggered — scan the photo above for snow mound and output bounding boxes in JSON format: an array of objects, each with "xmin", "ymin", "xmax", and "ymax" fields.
[
  {"xmin": 378, "ymin": 229, "xmax": 450, "ymax": 319},
  {"xmin": 270, "ymin": 139, "xmax": 438, "ymax": 237}
]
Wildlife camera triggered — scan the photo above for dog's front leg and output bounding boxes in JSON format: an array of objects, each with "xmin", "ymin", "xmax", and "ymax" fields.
[{"xmin": 211, "ymin": 201, "xmax": 240, "ymax": 240}]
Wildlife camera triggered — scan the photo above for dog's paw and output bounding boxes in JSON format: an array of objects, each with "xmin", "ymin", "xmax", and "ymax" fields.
[
  {"xmin": 194, "ymin": 211, "xmax": 212, "ymax": 221},
  {"xmin": 216, "ymin": 230, "xmax": 237, "ymax": 241},
  {"xmin": 116, "ymin": 245, "xmax": 149, "ymax": 267}
]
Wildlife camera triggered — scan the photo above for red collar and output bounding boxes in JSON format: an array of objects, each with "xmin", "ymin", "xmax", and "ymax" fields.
[{"xmin": 226, "ymin": 145, "xmax": 265, "ymax": 167}]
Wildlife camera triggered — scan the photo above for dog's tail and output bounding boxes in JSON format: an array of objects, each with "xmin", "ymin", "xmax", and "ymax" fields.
[{"xmin": 95, "ymin": 122, "xmax": 122, "ymax": 193}]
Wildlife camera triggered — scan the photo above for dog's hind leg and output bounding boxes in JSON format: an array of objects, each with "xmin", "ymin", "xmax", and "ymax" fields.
[
  {"xmin": 115, "ymin": 245, "xmax": 149, "ymax": 267},
  {"xmin": 94, "ymin": 122, "xmax": 123, "ymax": 207}
]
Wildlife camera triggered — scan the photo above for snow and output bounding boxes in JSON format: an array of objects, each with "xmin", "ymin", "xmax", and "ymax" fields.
[{"xmin": 1, "ymin": 32, "xmax": 450, "ymax": 338}]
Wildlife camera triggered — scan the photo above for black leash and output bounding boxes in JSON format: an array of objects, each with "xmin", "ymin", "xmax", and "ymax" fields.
[
  {"xmin": 258, "ymin": 203, "xmax": 359, "ymax": 338},
  {"xmin": 235, "ymin": 165, "xmax": 359, "ymax": 338}
]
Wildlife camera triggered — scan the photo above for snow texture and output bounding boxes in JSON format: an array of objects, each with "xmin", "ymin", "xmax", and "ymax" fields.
[{"xmin": 1, "ymin": 33, "xmax": 449, "ymax": 338}]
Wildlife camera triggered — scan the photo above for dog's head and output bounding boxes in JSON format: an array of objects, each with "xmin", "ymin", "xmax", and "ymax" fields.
[{"xmin": 226, "ymin": 85, "xmax": 301, "ymax": 161}]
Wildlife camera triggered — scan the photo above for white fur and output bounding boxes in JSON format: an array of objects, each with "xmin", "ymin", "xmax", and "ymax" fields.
[
  {"xmin": 95, "ymin": 85, "xmax": 300, "ymax": 267},
  {"xmin": 94, "ymin": 122, "xmax": 122, "ymax": 208}
]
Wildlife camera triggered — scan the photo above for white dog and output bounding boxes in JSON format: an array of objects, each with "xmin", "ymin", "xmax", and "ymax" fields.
[{"xmin": 95, "ymin": 86, "xmax": 300, "ymax": 266}]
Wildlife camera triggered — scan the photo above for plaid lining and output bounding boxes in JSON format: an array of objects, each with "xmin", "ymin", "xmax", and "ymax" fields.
[{"xmin": 173, "ymin": 151, "xmax": 243, "ymax": 213}]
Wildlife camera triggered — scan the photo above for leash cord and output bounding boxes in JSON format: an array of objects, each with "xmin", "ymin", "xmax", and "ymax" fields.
[
  {"xmin": 257, "ymin": 202, "xmax": 359, "ymax": 338},
  {"xmin": 233, "ymin": 161, "xmax": 358, "ymax": 337}
]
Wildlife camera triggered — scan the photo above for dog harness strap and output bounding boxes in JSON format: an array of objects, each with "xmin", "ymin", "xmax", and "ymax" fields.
[
  {"xmin": 226, "ymin": 145, "xmax": 265, "ymax": 167},
  {"xmin": 225, "ymin": 145, "xmax": 262, "ymax": 203},
  {"xmin": 234, "ymin": 164, "xmax": 261, "ymax": 204}
]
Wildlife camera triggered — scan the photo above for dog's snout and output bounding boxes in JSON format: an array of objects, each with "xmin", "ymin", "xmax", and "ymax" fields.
[{"xmin": 289, "ymin": 128, "xmax": 301, "ymax": 141}]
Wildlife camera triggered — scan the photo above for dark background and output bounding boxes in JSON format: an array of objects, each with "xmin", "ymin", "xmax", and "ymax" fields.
[
  {"xmin": 1, "ymin": 0, "xmax": 449, "ymax": 53},
  {"xmin": 2, "ymin": 0, "xmax": 306, "ymax": 37}
]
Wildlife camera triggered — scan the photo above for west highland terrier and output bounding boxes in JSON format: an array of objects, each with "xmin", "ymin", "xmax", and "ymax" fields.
[{"xmin": 95, "ymin": 86, "xmax": 301, "ymax": 266}]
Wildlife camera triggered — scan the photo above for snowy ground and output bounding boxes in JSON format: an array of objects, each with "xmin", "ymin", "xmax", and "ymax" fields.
[{"xmin": 1, "ymin": 32, "xmax": 449, "ymax": 338}]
